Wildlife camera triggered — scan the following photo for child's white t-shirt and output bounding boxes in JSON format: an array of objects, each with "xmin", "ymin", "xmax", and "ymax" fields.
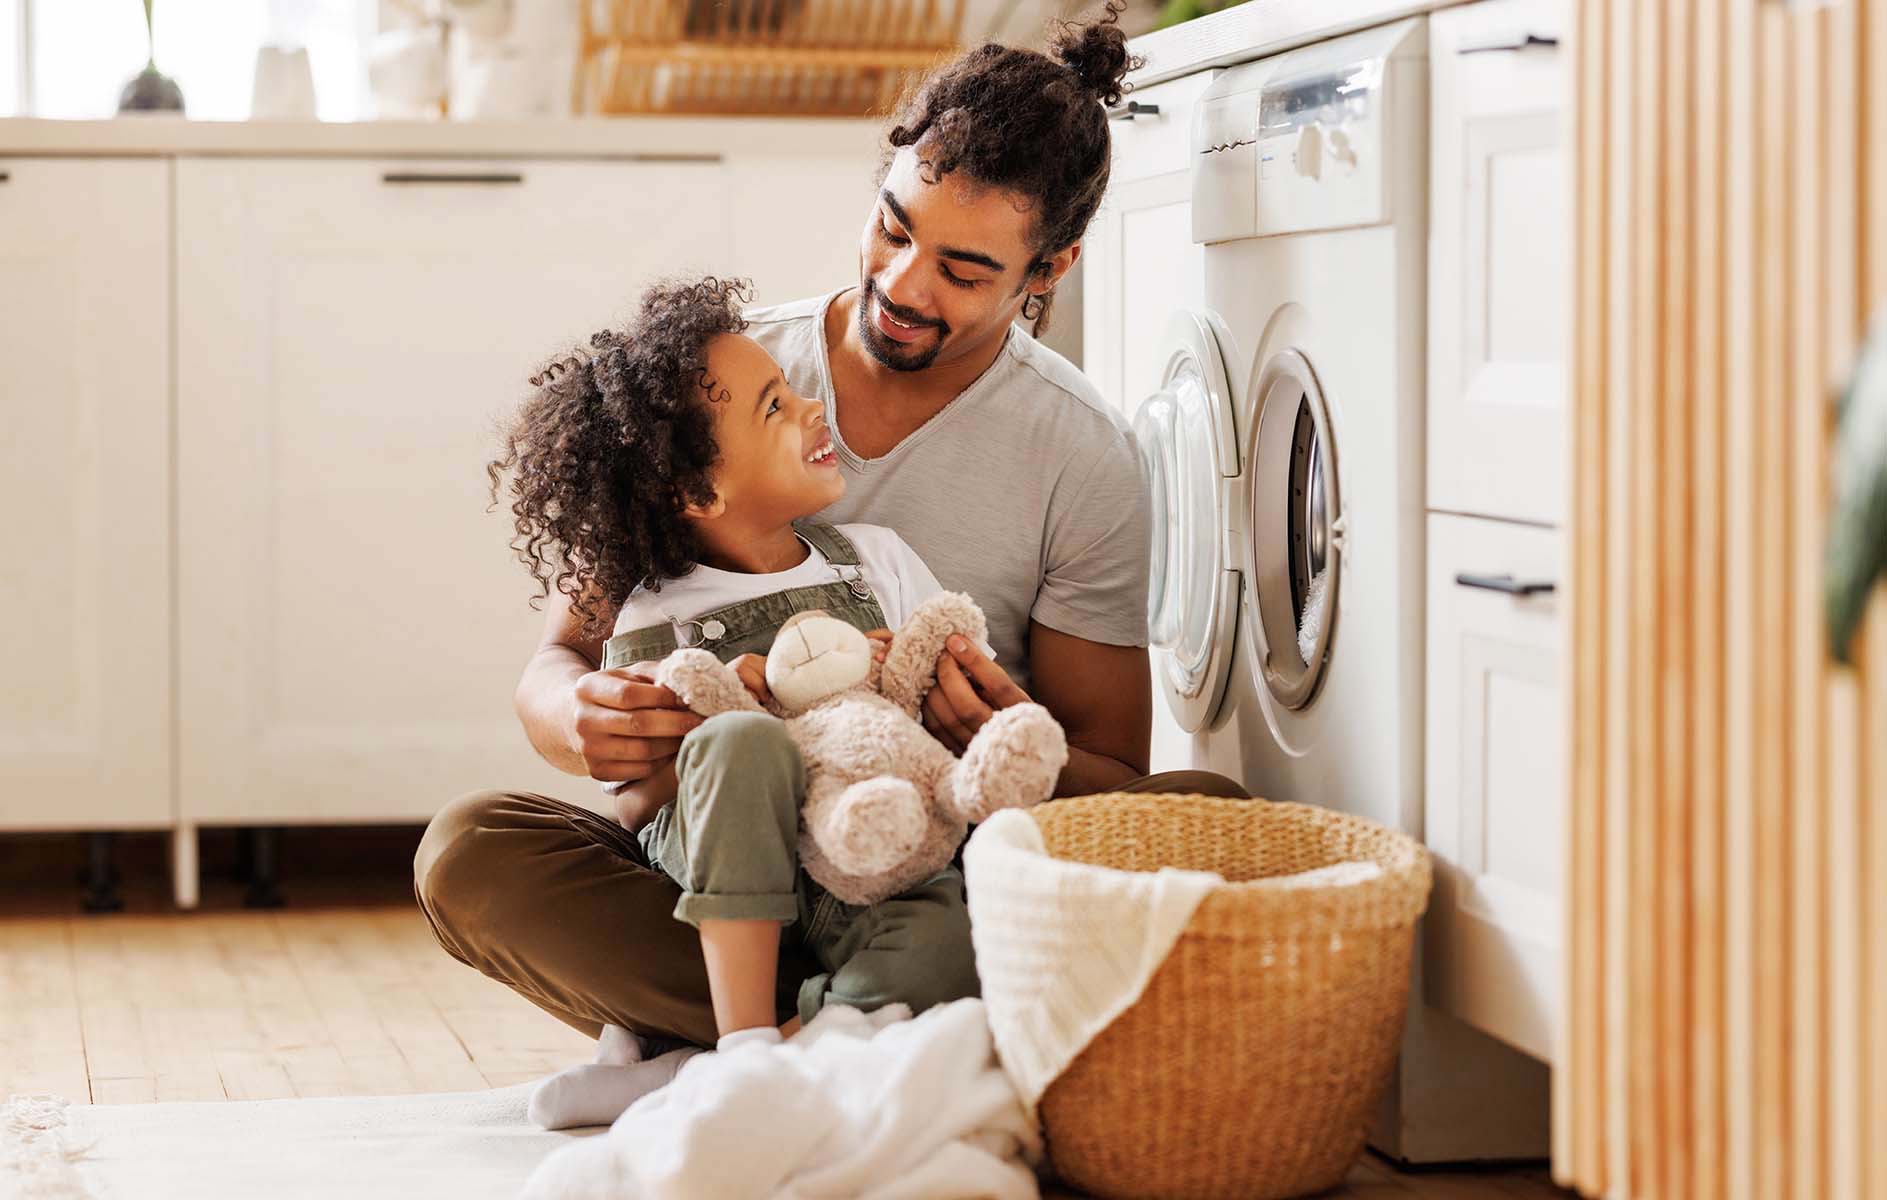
[{"xmin": 610, "ymin": 523, "xmax": 945, "ymax": 643}]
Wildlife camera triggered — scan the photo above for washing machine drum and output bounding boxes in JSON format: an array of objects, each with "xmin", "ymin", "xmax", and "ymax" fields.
[
  {"xmin": 1242, "ymin": 349, "xmax": 1342, "ymax": 711},
  {"xmin": 1134, "ymin": 312, "xmax": 1239, "ymax": 733}
]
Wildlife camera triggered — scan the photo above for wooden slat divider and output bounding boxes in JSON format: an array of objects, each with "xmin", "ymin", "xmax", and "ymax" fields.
[
  {"xmin": 1787, "ymin": 14, "xmax": 1829, "ymax": 1200},
  {"xmin": 1562, "ymin": 1, "xmax": 1886, "ymax": 1195},
  {"xmin": 1656, "ymin": 1, "xmax": 1696, "ymax": 1194}
]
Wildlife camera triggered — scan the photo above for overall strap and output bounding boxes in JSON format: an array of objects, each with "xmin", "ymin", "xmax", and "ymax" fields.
[
  {"xmin": 793, "ymin": 519, "xmax": 861, "ymax": 566},
  {"xmin": 601, "ymin": 580, "xmax": 890, "ymax": 670},
  {"xmin": 601, "ymin": 623, "xmax": 678, "ymax": 671}
]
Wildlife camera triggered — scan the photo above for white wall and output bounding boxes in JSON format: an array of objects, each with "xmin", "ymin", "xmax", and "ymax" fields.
[
  {"xmin": 11, "ymin": 0, "xmax": 373, "ymax": 119},
  {"xmin": 0, "ymin": 0, "xmax": 18, "ymax": 116}
]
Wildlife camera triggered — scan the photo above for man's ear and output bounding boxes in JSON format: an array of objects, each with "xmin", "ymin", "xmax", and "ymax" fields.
[{"xmin": 1030, "ymin": 241, "xmax": 1082, "ymax": 299}]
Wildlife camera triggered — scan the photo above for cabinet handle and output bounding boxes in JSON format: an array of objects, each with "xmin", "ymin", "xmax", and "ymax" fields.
[
  {"xmin": 1456, "ymin": 573, "xmax": 1556, "ymax": 596},
  {"xmin": 0, "ymin": 171, "xmax": 9, "ymax": 183},
  {"xmin": 1459, "ymin": 33, "xmax": 1560, "ymax": 54},
  {"xmin": 381, "ymin": 171, "xmax": 525, "ymax": 185},
  {"xmin": 1107, "ymin": 101, "xmax": 1161, "ymax": 121}
]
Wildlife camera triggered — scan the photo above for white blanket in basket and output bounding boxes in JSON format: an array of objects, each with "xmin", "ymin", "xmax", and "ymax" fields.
[
  {"xmin": 962, "ymin": 809, "xmax": 1224, "ymax": 1111},
  {"xmin": 522, "ymin": 998, "xmax": 1041, "ymax": 1200},
  {"xmin": 964, "ymin": 809, "xmax": 1389, "ymax": 1113}
]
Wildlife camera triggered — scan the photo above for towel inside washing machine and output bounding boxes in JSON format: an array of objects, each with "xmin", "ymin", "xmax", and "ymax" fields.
[{"xmin": 1247, "ymin": 348, "xmax": 1342, "ymax": 710}]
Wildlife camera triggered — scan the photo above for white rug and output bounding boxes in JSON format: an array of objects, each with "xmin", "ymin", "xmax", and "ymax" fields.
[{"xmin": 2, "ymin": 1084, "xmax": 596, "ymax": 1200}]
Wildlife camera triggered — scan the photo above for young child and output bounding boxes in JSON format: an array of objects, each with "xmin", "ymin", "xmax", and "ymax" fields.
[{"xmin": 488, "ymin": 276, "xmax": 983, "ymax": 1128}]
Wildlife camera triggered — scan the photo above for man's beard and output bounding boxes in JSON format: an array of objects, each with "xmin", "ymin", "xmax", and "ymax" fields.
[{"xmin": 857, "ymin": 277, "xmax": 949, "ymax": 373}]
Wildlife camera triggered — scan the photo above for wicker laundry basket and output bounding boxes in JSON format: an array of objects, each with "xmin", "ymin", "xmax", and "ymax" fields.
[{"xmin": 1029, "ymin": 794, "xmax": 1432, "ymax": 1200}]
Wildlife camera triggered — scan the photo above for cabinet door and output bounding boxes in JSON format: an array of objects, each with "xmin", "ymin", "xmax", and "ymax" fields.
[
  {"xmin": 1427, "ymin": 0, "xmax": 1569, "ymax": 525},
  {"xmin": 1424, "ymin": 512, "xmax": 1564, "ymax": 1063},
  {"xmin": 0, "ymin": 160, "xmax": 172, "ymax": 832},
  {"xmin": 1083, "ymin": 70, "xmax": 1217, "ymax": 417},
  {"xmin": 1083, "ymin": 95, "xmax": 1212, "ymax": 774},
  {"xmin": 175, "ymin": 158, "xmax": 733, "ymax": 825}
]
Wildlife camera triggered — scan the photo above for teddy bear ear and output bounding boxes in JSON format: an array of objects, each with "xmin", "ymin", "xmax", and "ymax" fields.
[{"xmin": 879, "ymin": 592, "xmax": 987, "ymax": 715}]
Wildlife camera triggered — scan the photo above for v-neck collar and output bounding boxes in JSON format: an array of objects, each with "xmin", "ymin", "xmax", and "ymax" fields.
[{"xmin": 811, "ymin": 289, "xmax": 1019, "ymax": 469}]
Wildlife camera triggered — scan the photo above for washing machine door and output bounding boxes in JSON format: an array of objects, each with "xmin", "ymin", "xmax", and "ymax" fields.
[
  {"xmin": 1134, "ymin": 311, "xmax": 1240, "ymax": 733},
  {"xmin": 1241, "ymin": 348, "xmax": 1343, "ymax": 718}
]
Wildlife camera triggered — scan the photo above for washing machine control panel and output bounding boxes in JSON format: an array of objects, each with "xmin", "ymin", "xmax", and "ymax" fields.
[{"xmin": 1191, "ymin": 18, "xmax": 1426, "ymax": 243}]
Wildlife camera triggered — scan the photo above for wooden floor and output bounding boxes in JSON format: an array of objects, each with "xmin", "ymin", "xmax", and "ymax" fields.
[{"xmin": 0, "ymin": 827, "xmax": 1575, "ymax": 1199}]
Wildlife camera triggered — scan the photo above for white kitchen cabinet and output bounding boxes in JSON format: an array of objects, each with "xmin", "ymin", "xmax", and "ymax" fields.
[
  {"xmin": 1422, "ymin": 0, "xmax": 1569, "ymax": 1067},
  {"xmin": 1426, "ymin": 0, "xmax": 1569, "ymax": 526},
  {"xmin": 172, "ymin": 157, "xmax": 742, "ymax": 831},
  {"xmin": 1423, "ymin": 512, "xmax": 1564, "ymax": 1064},
  {"xmin": 1082, "ymin": 69, "xmax": 1218, "ymax": 776},
  {"xmin": 0, "ymin": 159, "xmax": 172, "ymax": 834},
  {"xmin": 1082, "ymin": 70, "xmax": 1217, "ymax": 418}
]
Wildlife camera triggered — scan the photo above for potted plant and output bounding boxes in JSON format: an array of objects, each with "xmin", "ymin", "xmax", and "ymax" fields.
[
  {"xmin": 118, "ymin": 0, "xmax": 185, "ymax": 112},
  {"xmin": 1156, "ymin": 0, "xmax": 1246, "ymax": 28}
]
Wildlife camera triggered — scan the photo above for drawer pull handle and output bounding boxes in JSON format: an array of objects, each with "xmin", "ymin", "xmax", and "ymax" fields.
[
  {"xmin": 1107, "ymin": 101, "xmax": 1161, "ymax": 121},
  {"xmin": 381, "ymin": 172, "xmax": 525, "ymax": 185},
  {"xmin": 1459, "ymin": 33, "xmax": 1560, "ymax": 54},
  {"xmin": 1456, "ymin": 572, "xmax": 1556, "ymax": 596},
  {"xmin": 0, "ymin": 171, "xmax": 10, "ymax": 183}
]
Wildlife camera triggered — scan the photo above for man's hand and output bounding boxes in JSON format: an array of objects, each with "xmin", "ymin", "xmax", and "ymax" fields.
[
  {"xmin": 569, "ymin": 665, "xmax": 705, "ymax": 784},
  {"xmin": 921, "ymin": 635, "xmax": 1031, "ymax": 754}
]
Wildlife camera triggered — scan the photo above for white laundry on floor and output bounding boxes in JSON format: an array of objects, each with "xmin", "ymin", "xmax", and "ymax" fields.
[{"xmin": 521, "ymin": 998, "xmax": 1042, "ymax": 1200}]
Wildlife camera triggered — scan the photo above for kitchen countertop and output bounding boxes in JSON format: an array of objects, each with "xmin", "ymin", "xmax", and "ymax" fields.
[
  {"xmin": 0, "ymin": 114, "xmax": 882, "ymax": 159},
  {"xmin": 1127, "ymin": 0, "xmax": 1467, "ymax": 87}
]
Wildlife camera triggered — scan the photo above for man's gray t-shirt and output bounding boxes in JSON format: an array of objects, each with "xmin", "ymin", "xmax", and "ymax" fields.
[{"xmin": 745, "ymin": 290, "xmax": 1150, "ymax": 695}]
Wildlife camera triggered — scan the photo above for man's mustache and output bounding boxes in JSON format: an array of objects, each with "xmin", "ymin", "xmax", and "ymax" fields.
[{"xmin": 866, "ymin": 279, "xmax": 948, "ymax": 335}]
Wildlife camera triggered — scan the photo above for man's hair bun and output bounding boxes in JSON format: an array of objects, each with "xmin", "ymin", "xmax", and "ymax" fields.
[{"xmin": 1051, "ymin": 1, "xmax": 1137, "ymax": 108}]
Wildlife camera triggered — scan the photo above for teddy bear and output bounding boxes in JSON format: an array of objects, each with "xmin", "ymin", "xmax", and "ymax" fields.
[{"xmin": 653, "ymin": 592, "xmax": 1068, "ymax": 906}]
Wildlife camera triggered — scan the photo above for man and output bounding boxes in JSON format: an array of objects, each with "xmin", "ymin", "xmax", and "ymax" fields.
[{"xmin": 414, "ymin": 1, "xmax": 1243, "ymax": 1091}]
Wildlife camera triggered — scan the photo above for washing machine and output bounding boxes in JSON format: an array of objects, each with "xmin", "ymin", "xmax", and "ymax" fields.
[
  {"xmin": 1132, "ymin": 17, "xmax": 1551, "ymax": 1162},
  {"xmin": 1138, "ymin": 18, "xmax": 1427, "ymax": 838}
]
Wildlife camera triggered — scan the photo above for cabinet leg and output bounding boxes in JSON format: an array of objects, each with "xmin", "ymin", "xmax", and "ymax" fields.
[
  {"xmin": 80, "ymin": 832, "xmax": 124, "ymax": 913},
  {"xmin": 171, "ymin": 824, "xmax": 199, "ymax": 911},
  {"xmin": 243, "ymin": 826, "xmax": 285, "ymax": 909}
]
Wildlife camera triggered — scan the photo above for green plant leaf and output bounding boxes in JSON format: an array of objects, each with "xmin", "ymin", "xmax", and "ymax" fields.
[{"xmin": 1826, "ymin": 311, "xmax": 1887, "ymax": 664}]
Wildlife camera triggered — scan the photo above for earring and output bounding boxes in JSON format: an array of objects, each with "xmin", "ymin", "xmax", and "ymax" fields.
[{"xmin": 1022, "ymin": 291, "xmax": 1049, "ymax": 322}]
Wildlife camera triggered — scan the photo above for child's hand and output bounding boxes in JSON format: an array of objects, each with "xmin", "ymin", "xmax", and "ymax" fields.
[
  {"xmin": 864, "ymin": 628, "xmax": 893, "ymax": 663},
  {"xmin": 730, "ymin": 653, "xmax": 773, "ymax": 706}
]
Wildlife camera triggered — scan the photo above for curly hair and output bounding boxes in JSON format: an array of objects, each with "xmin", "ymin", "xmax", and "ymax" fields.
[
  {"xmin": 881, "ymin": 1, "xmax": 1140, "ymax": 335},
  {"xmin": 488, "ymin": 276, "xmax": 751, "ymax": 638}
]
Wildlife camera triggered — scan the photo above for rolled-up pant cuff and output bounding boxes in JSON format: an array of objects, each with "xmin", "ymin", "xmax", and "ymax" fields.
[
  {"xmin": 797, "ymin": 972, "xmax": 833, "ymax": 1025},
  {"xmin": 672, "ymin": 890, "xmax": 799, "ymax": 927}
]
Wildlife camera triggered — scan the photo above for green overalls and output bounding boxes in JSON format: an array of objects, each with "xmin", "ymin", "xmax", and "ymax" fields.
[{"xmin": 602, "ymin": 520, "xmax": 979, "ymax": 1027}]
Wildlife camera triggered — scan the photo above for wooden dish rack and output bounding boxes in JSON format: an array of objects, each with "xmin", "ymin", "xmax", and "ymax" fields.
[{"xmin": 579, "ymin": 0, "xmax": 967, "ymax": 117}]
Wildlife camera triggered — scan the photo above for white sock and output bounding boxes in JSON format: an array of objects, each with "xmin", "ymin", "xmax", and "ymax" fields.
[
  {"xmin": 527, "ymin": 1046, "xmax": 703, "ymax": 1130},
  {"xmin": 715, "ymin": 1026, "xmax": 783, "ymax": 1053},
  {"xmin": 593, "ymin": 1023, "xmax": 643, "ymax": 1067}
]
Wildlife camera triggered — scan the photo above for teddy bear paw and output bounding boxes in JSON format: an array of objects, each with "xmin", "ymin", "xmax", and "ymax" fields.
[
  {"xmin": 953, "ymin": 702, "xmax": 1068, "ymax": 822},
  {"xmin": 820, "ymin": 778, "xmax": 928, "ymax": 877}
]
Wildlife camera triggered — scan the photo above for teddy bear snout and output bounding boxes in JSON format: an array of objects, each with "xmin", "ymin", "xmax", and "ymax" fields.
[{"xmin": 766, "ymin": 617, "xmax": 874, "ymax": 711}]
